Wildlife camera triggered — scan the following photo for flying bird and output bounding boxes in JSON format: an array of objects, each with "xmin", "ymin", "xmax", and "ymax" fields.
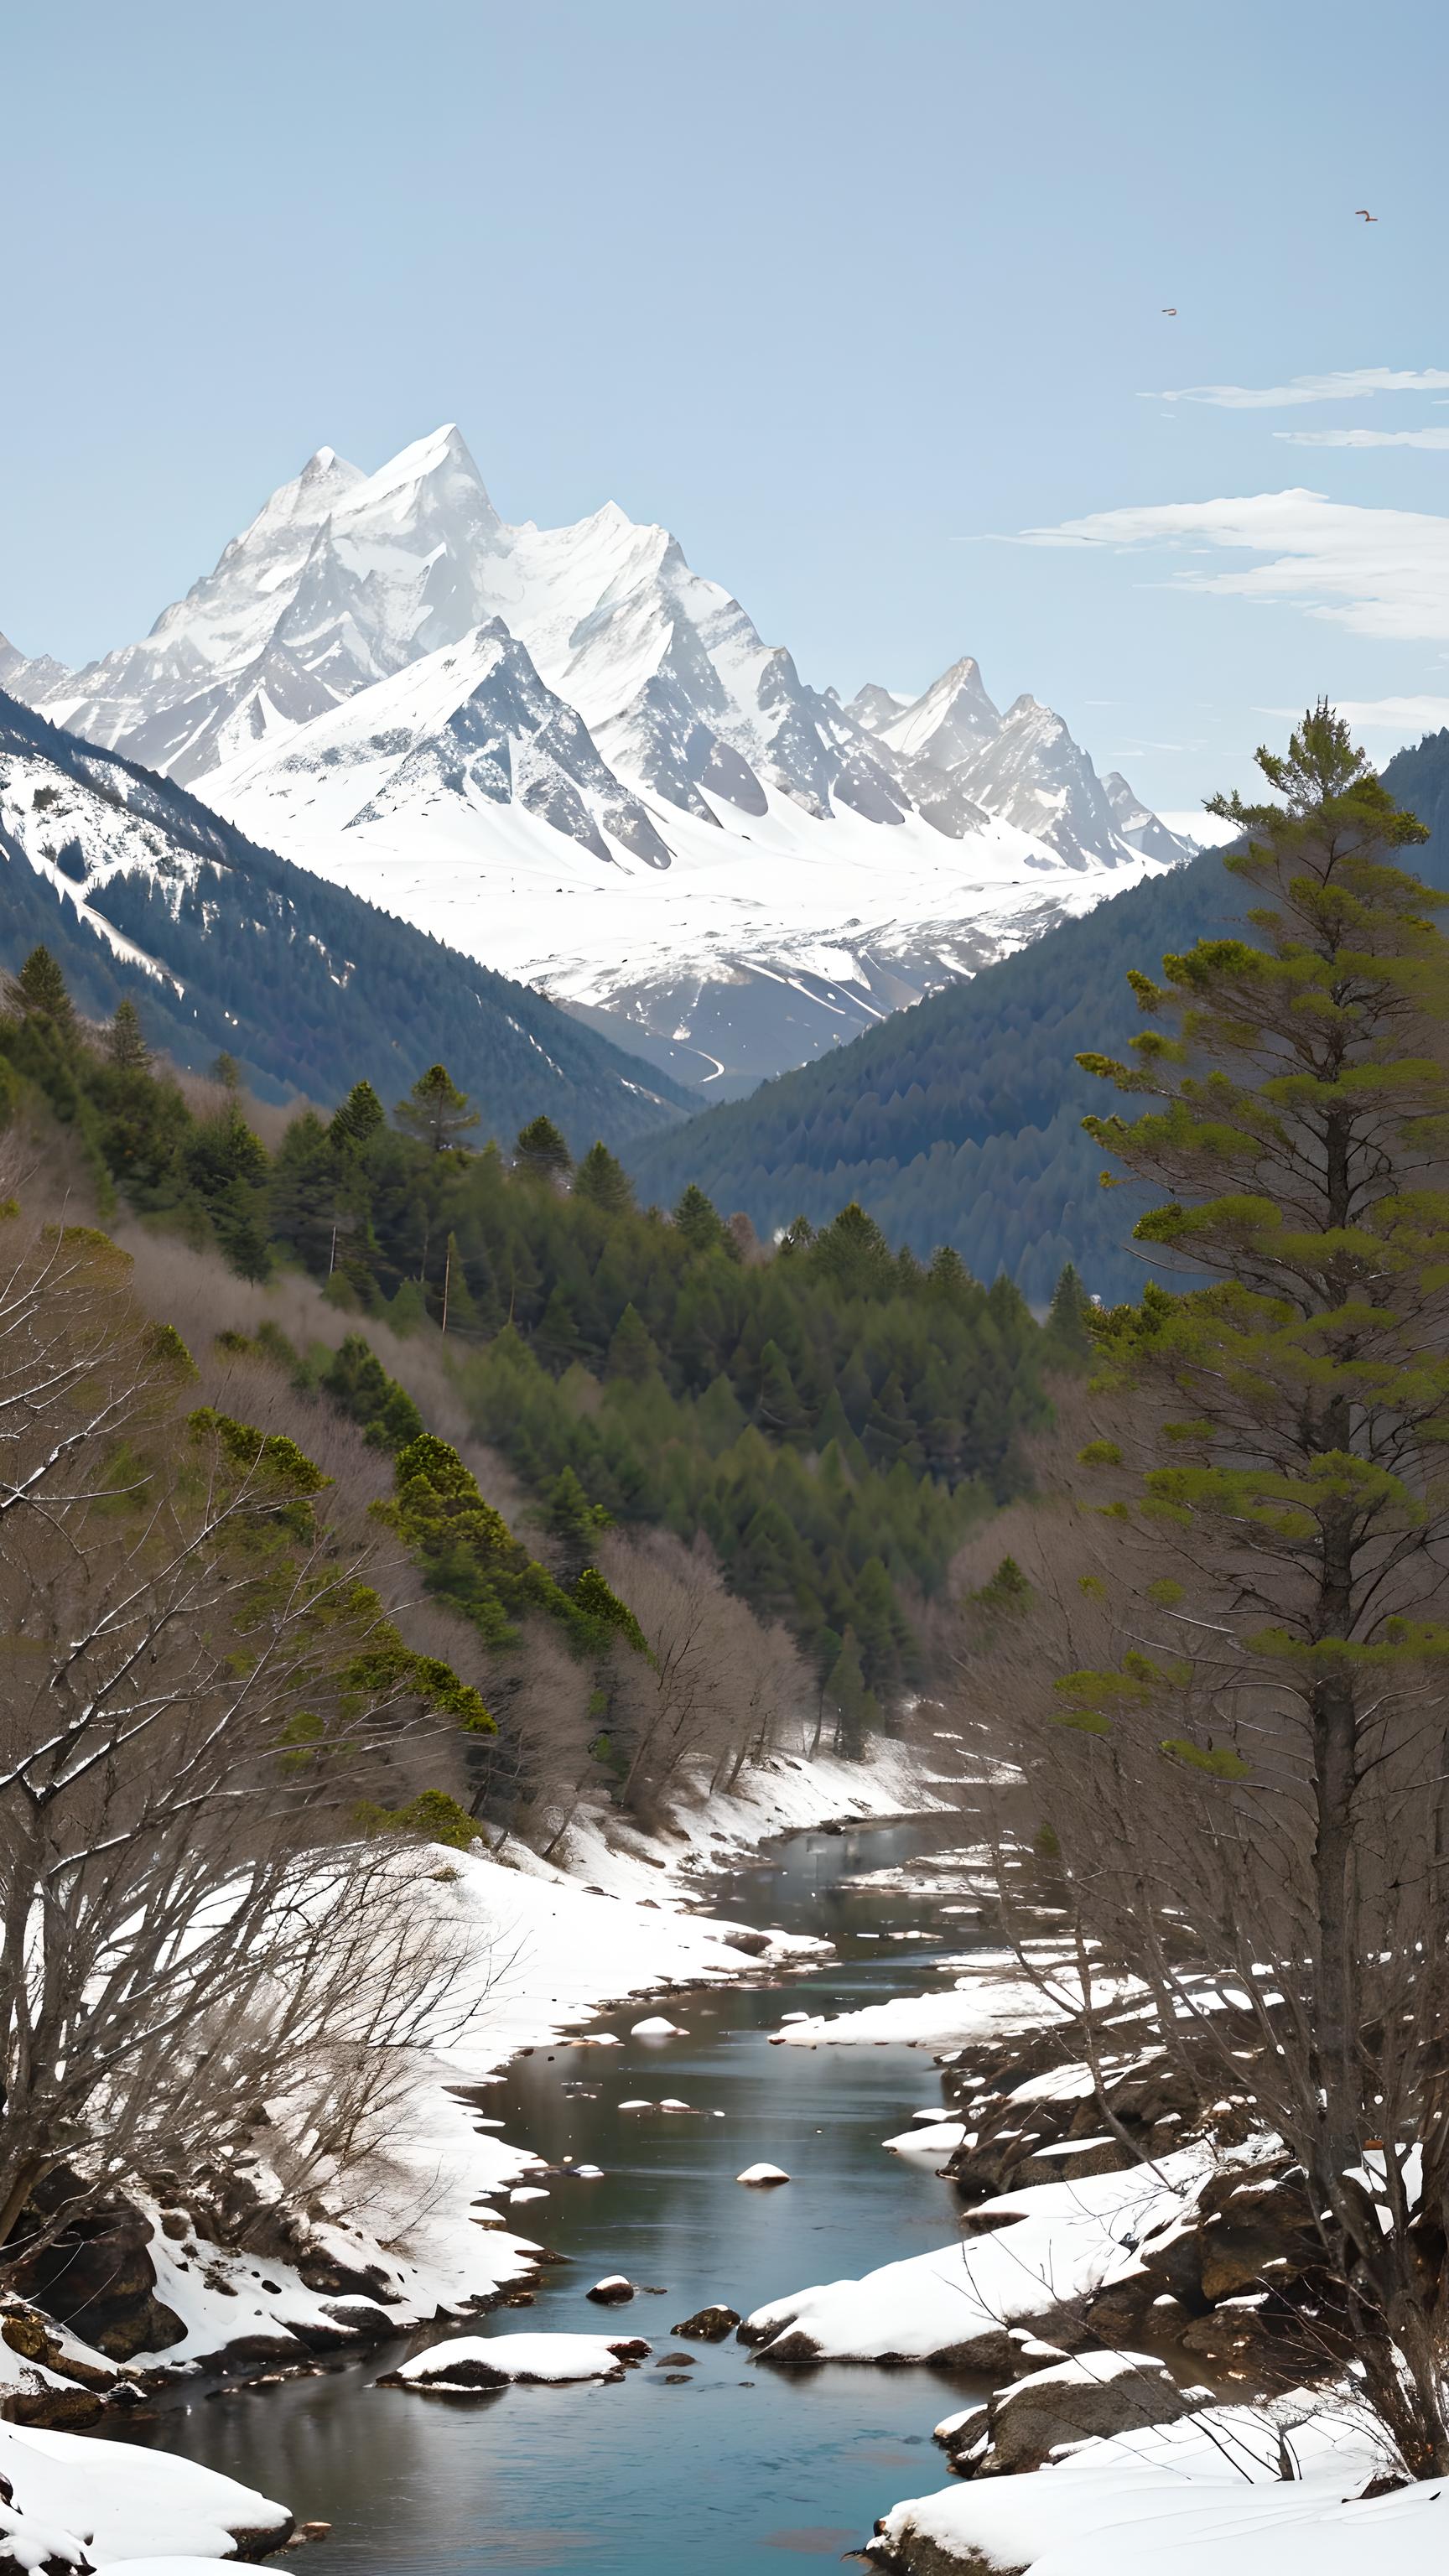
[
  {"xmin": 1161, "ymin": 306, "xmax": 1177, "ymax": 316},
  {"xmin": 1355, "ymin": 208, "xmax": 1378, "ymax": 221}
]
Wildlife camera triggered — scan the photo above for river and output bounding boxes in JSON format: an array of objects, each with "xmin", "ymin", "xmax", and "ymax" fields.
[{"xmin": 117, "ymin": 1815, "xmax": 995, "ymax": 2572}]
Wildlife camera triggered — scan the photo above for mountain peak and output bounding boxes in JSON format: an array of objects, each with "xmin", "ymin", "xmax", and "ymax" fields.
[{"xmin": 346, "ymin": 423, "xmax": 494, "ymax": 513}]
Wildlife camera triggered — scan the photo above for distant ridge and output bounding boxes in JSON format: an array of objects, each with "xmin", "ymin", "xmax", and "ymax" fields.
[
  {"xmin": 628, "ymin": 730, "xmax": 1449, "ymax": 1301},
  {"xmin": 0, "ymin": 688, "xmax": 691, "ymax": 1146}
]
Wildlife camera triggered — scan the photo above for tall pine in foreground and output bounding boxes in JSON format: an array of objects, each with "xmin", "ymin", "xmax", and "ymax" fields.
[{"xmin": 1018, "ymin": 708, "xmax": 1449, "ymax": 2471}]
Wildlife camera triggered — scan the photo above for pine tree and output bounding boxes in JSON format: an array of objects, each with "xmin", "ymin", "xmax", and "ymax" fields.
[
  {"xmin": 673, "ymin": 1183, "xmax": 724, "ymax": 1251},
  {"xmin": 535, "ymin": 1283, "xmax": 585, "ymax": 1369},
  {"xmin": 825, "ymin": 1628, "xmax": 869, "ymax": 1758},
  {"xmin": 330, "ymin": 1078, "xmax": 387, "ymax": 1149},
  {"xmin": 210, "ymin": 1051, "xmax": 241, "ymax": 1091},
  {"xmin": 6, "ymin": 947, "xmax": 74, "ymax": 1029},
  {"xmin": 1057, "ymin": 705, "xmax": 1449, "ymax": 2472},
  {"xmin": 605, "ymin": 1302, "xmax": 659, "ymax": 1383},
  {"xmin": 546, "ymin": 1465, "xmax": 608, "ymax": 1584},
  {"xmin": 106, "ymin": 997, "xmax": 152, "ymax": 1071},
  {"xmin": 757, "ymin": 1339, "xmax": 809, "ymax": 1441},
  {"xmin": 1042, "ymin": 1260, "xmax": 1092, "ymax": 1358},
  {"xmin": 574, "ymin": 1140, "xmax": 634, "ymax": 1213},
  {"xmin": 515, "ymin": 1114, "xmax": 573, "ymax": 1181},
  {"xmin": 397, "ymin": 1063, "xmax": 480, "ymax": 1154}
]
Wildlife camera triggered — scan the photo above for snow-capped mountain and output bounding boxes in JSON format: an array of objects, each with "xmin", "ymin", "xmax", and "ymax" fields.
[
  {"xmin": 6, "ymin": 427, "xmax": 1189, "ymax": 1089},
  {"xmin": 0, "ymin": 687, "xmax": 688, "ymax": 1145}
]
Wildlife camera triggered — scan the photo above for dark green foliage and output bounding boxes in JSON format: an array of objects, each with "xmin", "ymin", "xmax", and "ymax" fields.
[
  {"xmin": 356, "ymin": 1787, "xmax": 479, "ymax": 1849},
  {"xmin": 0, "ymin": 945, "xmax": 1075, "ymax": 1718},
  {"xmin": 330, "ymin": 1080, "xmax": 387, "ymax": 1148},
  {"xmin": 673, "ymin": 1182, "xmax": 726, "ymax": 1252},
  {"xmin": 319, "ymin": 1334, "xmax": 425, "ymax": 1452},
  {"xmin": 106, "ymin": 996, "xmax": 151, "ymax": 1070},
  {"xmin": 6, "ymin": 945, "xmax": 73, "ymax": 1027},
  {"xmin": 385, "ymin": 1432, "xmax": 597, "ymax": 1655},
  {"xmin": 397, "ymin": 1062, "xmax": 480, "ymax": 1154},
  {"xmin": 516, "ymin": 1114, "xmax": 572, "ymax": 1179},
  {"xmin": 545, "ymin": 1465, "xmax": 610, "ymax": 1583},
  {"xmin": 574, "ymin": 1140, "xmax": 634, "ymax": 1214}
]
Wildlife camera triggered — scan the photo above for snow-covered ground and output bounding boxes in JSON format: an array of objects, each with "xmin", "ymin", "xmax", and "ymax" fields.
[
  {"xmin": 872, "ymin": 2397, "xmax": 1434, "ymax": 2574},
  {"xmin": 0, "ymin": 2420, "xmax": 289, "ymax": 2568}
]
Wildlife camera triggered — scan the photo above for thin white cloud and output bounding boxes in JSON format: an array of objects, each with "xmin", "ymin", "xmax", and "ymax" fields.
[
  {"xmin": 1019, "ymin": 489, "xmax": 1449, "ymax": 641},
  {"xmin": 1276, "ymin": 694, "xmax": 1449, "ymax": 734},
  {"xmin": 1153, "ymin": 367, "xmax": 1449, "ymax": 410},
  {"xmin": 1275, "ymin": 426, "xmax": 1449, "ymax": 449}
]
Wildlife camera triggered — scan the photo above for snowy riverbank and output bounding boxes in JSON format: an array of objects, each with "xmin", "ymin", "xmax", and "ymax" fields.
[{"xmin": 5, "ymin": 1743, "xmax": 958, "ymax": 2566}]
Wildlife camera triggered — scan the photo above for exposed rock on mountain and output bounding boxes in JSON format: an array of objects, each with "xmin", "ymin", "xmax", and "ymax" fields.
[{"xmin": 6, "ymin": 428, "xmax": 1189, "ymax": 1087}]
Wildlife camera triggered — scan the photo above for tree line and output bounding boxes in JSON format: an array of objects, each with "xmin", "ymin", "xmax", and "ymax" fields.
[{"xmin": 0, "ymin": 952, "xmax": 1088, "ymax": 1750}]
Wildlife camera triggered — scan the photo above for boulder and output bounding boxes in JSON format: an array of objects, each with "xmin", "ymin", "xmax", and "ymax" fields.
[
  {"xmin": 1195, "ymin": 2168, "xmax": 1317, "ymax": 2302},
  {"xmin": 735, "ymin": 2163, "xmax": 789, "ymax": 2187},
  {"xmin": 978, "ymin": 2350, "xmax": 1205, "ymax": 2477},
  {"xmin": 585, "ymin": 2276, "xmax": 635, "ymax": 2304},
  {"xmin": 670, "ymin": 2304, "xmax": 740, "ymax": 2340},
  {"xmin": 8, "ymin": 2190, "xmax": 184, "ymax": 2359}
]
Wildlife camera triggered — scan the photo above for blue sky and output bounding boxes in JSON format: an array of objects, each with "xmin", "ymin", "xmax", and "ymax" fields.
[{"xmin": 8, "ymin": 0, "xmax": 1449, "ymax": 812}]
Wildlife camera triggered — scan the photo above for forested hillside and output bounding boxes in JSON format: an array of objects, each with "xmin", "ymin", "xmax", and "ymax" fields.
[
  {"xmin": 0, "ymin": 688, "xmax": 690, "ymax": 1146},
  {"xmin": 629, "ymin": 730, "xmax": 1449, "ymax": 1303},
  {"xmin": 1, "ymin": 949, "xmax": 1086, "ymax": 1737}
]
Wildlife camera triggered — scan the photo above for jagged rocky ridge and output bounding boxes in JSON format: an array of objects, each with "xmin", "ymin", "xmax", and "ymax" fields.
[{"xmin": 2, "ymin": 428, "xmax": 1190, "ymax": 1088}]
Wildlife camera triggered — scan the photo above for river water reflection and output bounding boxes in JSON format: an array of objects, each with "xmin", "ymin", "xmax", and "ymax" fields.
[{"xmin": 124, "ymin": 1815, "xmax": 995, "ymax": 2573}]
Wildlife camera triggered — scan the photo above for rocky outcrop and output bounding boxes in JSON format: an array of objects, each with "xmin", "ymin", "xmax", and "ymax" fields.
[
  {"xmin": 948, "ymin": 2349, "xmax": 1208, "ymax": 2480},
  {"xmin": 940, "ymin": 2037, "xmax": 1196, "ymax": 2204},
  {"xmin": 8, "ymin": 2191, "xmax": 184, "ymax": 2362}
]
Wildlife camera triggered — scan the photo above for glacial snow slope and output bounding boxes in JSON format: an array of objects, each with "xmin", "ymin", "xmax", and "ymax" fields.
[
  {"xmin": 0, "ymin": 688, "xmax": 690, "ymax": 1144},
  {"xmin": 4, "ymin": 428, "xmax": 1189, "ymax": 1089}
]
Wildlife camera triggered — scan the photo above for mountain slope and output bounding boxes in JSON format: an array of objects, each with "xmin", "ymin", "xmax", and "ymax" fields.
[
  {"xmin": 6, "ymin": 427, "xmax": 1189, "ymax": 1088},
  {"xmin": 626, "ymin": 730, "xmax": 1449, "ymax": 1300},
  {"xmin": 0, "ymin": 688, "xmax": 690, "ymax": 1145}
]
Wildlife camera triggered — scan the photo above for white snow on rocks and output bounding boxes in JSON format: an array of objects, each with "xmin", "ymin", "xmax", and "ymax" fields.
[
  {"xmin": 631, "ymin": 2018, "xmax": 688, "ymax": 2038},
  {"xmin": 883, "ymin": 2120, "xmax": 966, "ymax": 2156},
  {"xmin": 736, "ymin": 2163, "xmax": 791, "ymax": 2187},
  {"xmin": 746, "ymin": 2153, "xmax": 1207, "ymax": 2366},
  {"xmin": 387, "ymin": 2332, "xmax": 650, "ymax": 2392}
]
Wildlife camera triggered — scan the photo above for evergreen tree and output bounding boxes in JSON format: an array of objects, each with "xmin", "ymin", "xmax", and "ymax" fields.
[
  {"xmin": 1054, "ymin": 706, "xmax": 1449, "ymax": 2471},
  {"xmin": 269, "ymin": 1111, "xmax": 341, "ymax": 1272},
  {"xmin": 6, "ymin": 947, "xmax": 74, "ymax": 1029},
  {"xmin": 1042, "ymin": 1260, "xmax": 1092, "ymax": 1358},
  {"xmin": 330, "ymin": 1078, "xmax": 387, "ymax": 1149},
  {"xmin": 515, "ymin": 1114, "xmax": 573, "ymax": 1181},
  {"xmin": 210, "ymin": 1051, "xmax": 241, "ymax": 1090},
  {"xmin": 825, "ymin": 1628, "xmax": 869, "ymax": 1758},
  {"xmin": 673, "ymin": 1183, "xmax": 724, "ymax": 1251},
  {"xmin": 546, "ymin": 1465, "xmax": 608, "ymax": 1583},
  {"xmin": 397, "ymin": 1062, "xmax": 480, "ymax": 1154},
  {"xmin": 574, "ymin": 1139, "xmax": 634, "ymax": 1213},
  {"xmin": 757, "ymin": 1339, "xmax": 809, "ymax": 1441},
  {"xmin": 605, "ymin": 1301, "xmax": 660, "ymax": 1383},
  {"xmin": 106, "ymin": 996, "xmax": 152, "ymax": 1070}
]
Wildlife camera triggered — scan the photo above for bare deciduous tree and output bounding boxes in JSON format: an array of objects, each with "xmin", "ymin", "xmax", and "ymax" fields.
[{"xmin": 0, "ymin": 1208, "xmax": 487, "ymax": 2272}]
